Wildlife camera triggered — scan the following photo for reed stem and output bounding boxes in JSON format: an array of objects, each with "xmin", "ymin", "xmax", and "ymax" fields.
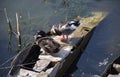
[
  {"xmin": 4, "ymin": 8, "xmax": 13, "ymax": 50},
  {"xmin": 4, "ymin": 8, "xmax": 12, "ymax": 34},
  {"xmin": 16, "ymin": 13, "xmax": 21, "ymax": 51}
]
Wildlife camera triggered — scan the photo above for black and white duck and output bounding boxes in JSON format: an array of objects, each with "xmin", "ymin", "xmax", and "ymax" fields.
[{"xmin": 47, "ymin": 19, "xmax": 80, "ymax": 35}]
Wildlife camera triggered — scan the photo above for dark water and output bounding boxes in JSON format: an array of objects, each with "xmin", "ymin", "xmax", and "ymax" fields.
[
  {"xmin": 72, "ymin": 1, "xmax": 120, "ymax": 77},
  {"xmin": 0, "ymin": 0, "xmax": 120, "ymax": 77}
]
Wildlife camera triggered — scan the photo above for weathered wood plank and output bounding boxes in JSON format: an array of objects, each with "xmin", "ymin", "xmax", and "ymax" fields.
[
  {"xmin": 33, "ymin": 60, "xmax": 51, "ymax": 72},
  {"xmin": 39, "ymin": 46, "xmax": 73, "ymax": 62}
]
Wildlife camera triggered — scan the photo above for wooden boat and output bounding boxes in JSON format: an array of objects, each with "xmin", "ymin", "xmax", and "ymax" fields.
[
  {"xmin": 102, "ymin": 56, "xmax": 120, "ymax": 77},
  {"xmin": 8, "ymin": 12, "xmax": 106, "ymax": 77}
]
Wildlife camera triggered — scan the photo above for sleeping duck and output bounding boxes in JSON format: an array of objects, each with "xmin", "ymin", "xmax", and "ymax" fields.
[
  {"xmin": 61, "ymin": 20, "xmax": 80, "ymax": 30},
  {"xmin": 47, "ymin": 19, "xmax": 80, "ymax": 35},
  {"xmin": 34, "ymin": 30, "xmax": 60, "ymax": 54}
]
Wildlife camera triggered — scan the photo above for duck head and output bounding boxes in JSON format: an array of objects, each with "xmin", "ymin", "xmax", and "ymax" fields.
[{"xmin": 34, "ymin": 30, "xmax": 46, "ymax": 40}]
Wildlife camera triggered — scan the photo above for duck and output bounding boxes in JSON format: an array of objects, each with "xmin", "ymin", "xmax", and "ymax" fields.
[
  {"xmin": 34, "ymin": 30, "xmax": 60, "ymax": 54},
  {"xmin": 61, "ymin": 20, "xmax": 80, "ymax": 31},
  {"xmin": 47, "ymin": 19, "xmax": 80, "ymax": 36},
  {"xmin": 34, "ymin": 30, "xmax": 46, "ymax": 41}
]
